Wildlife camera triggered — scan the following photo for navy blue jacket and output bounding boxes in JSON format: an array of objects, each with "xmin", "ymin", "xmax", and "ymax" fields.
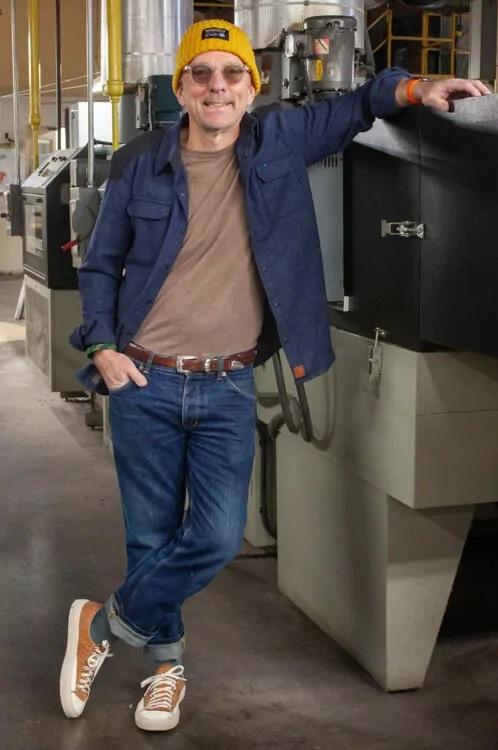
[{"xmin": 71, "ymin": 68, "xmax": 407, "ymax": 394}]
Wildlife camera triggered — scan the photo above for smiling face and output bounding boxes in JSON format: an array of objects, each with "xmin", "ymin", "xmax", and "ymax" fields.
[{"xmin": 176, "ymin": 50, "xmax": 256, "ymax": 143}]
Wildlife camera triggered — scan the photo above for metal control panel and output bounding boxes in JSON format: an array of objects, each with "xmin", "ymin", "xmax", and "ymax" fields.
[
  {"xmin": 22, "ymin": 147, "xmax": 83, "ymax": 289},
  {"xmin": 23, "ymin": 148, "xmax": 79, "ymax": 190}
]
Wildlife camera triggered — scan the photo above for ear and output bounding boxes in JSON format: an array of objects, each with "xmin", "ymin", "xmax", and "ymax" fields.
[
  {"xmin": 176, "ymin": 84, "xmax": 186, "ymax": 108},
  {"xmin": 246, "ymin": 84, "xmax": 256, "ymax": 107}
]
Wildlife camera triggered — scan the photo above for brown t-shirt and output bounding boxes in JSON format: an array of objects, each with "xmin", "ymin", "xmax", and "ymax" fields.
[{"xmin": 134, "ymin": 142, "xmax": 264, "ymax": 356}]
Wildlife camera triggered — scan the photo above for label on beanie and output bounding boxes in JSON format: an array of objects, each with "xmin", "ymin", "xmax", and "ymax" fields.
[{"xmin": 202, "ymin": 28, "xmax": 229, "ymax": 41}]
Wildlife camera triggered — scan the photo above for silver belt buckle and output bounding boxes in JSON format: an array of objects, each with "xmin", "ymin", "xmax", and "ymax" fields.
[
  {"xmin": 176, "ymin": 355, "xmax": 196, "ymax": 374},
  {"xmin": 203, "ymin": 357, "xmax": 214, "ymax": 373}
]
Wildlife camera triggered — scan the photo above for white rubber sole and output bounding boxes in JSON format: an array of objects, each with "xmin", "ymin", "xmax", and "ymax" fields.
[
  {"xmin": 59, "ymin": 598, "xmax": 90, "ymax": 718},
  {"xmin": 134, "ymin": 686, "xmax": 186, "ymax": 732}
]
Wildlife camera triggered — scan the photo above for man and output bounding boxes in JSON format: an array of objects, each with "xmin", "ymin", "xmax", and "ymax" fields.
[{"xmin": 60, "ymin": 19, "xmax": 487, "ymax": 732}]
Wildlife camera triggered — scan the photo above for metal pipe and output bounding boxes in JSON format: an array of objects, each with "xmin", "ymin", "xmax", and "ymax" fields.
[
  {"xmin": 55, "ymin": 0, "xmax": 62, "ymax": 149},
  {"xmin": 64, "ymin": 106, "xmax": 71, "ymax": 148},
  {"xmin": 272, "ymin": 352, "xmax": 301, "ymax": 435},
  {"xmin": 86, "ymin": 0, "xmax": 95, "ymax": 186},
  {"xmin": 9, "ymin": 0, "xmax": 21, "ymax": 183},
  {"xmin": 106, "ymin": 0, "xmax": 124, "ymax": 151},
  {"xmin": 28, "ymin": 0, "xmax": 41, "ymax": 169}
]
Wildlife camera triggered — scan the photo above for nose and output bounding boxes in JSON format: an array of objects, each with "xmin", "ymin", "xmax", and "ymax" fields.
[{"xmin": 209, "ymin": 68, "xmax": 226, "ymax": 92}]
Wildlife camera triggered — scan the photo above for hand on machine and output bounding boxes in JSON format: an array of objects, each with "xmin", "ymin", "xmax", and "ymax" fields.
[{"xmin": 397, "ymin": 77, "xmax": 490, "ymax": 111}]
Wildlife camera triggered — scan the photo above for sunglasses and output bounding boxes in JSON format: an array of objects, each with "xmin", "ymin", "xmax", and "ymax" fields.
[{"xmin": 182, "ymin": 63, "xmax": 250, "ymax": 86}]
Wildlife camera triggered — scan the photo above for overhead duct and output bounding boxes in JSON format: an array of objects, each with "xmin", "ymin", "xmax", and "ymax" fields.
[{"xmin": 235, "ymin": 0, "xmax": 365, "ymax": 52}]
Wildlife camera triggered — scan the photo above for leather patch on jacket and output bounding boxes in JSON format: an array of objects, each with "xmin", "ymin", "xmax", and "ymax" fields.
[{"xmin": 293, "ymin": 365, "xmax": 306, "ymax": 379}]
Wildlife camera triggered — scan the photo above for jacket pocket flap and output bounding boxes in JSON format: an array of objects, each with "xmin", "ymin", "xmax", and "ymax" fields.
[
  {"xmin": 127, "ymin": 199, "xmax": 171, "ymax": 219},
  {"xmin": 256, "ymin": 157, "xmax": 292, "ymax": 182}
]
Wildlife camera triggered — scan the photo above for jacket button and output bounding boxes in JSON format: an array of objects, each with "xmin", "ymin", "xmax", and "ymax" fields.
[
  {"xmin": 273, "ymin": 301, "xmax": 279, "ymax": 307},
  {"xmin": 262, "ymin": 266, "xmax": 268, "ymax": 272}
]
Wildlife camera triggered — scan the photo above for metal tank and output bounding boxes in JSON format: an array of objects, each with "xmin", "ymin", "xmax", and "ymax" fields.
[
  {"xmin": 100, "ymin": 0, "xmax": 193, "ymax": 87},
  {"xmin": 235, "ymin": 0, "xmax": 365, "ymax": 51}
]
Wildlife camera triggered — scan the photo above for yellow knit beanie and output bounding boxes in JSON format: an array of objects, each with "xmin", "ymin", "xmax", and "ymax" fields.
[{"xmin": 173, "ymin": 19, "xmax": 261, "ymax": 94}]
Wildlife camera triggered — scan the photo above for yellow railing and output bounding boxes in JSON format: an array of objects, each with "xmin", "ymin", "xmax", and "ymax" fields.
[{"xmin": 368, "ymin": 9, "xmax": 470, "ymax": 78}]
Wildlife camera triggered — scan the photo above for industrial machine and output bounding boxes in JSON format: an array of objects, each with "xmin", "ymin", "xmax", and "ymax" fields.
[
  {"xmin": 22, "ymin": 146, "xmax": 81, "ymax": 290},
  {"xmin": 21, "ymin": 146, "xmax": 87, "ymax": 393},
  {"xmin": 236, "ymin": 0, "xmax": 498, "ymax": 692},
  {"xmin": 21, "ymin": 144, "xmax": 112, "ymax": 393}
]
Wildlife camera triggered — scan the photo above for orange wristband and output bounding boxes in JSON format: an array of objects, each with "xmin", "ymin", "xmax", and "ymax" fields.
[{"xmin": 405, "ymin": 78, "xmax": 424, "ymax": 106}]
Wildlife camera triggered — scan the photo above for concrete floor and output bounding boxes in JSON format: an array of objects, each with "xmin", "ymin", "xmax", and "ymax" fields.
[{"xmin": 0, "ymin": 275, "xmax": 497, "ymax": 750}]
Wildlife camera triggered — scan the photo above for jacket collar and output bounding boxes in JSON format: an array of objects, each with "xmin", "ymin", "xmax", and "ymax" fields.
[{"xmin": 153, "ymin": 111, "xmax": 258, "ymax": 176}]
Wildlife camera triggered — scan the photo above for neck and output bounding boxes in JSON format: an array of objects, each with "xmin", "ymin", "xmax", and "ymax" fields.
[{"xmin": 183, "ymin": 120, "xmax": 241, "ymax": 152}]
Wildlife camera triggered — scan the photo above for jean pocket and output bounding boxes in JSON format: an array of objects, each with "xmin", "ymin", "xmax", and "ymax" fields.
[
  {"xmin": 224, "ymin": 371, "xmax": 257, "ymax": 401},
  {"xmin": 108, "ymin": 379, "xmax": 135, "ymax": 395}
]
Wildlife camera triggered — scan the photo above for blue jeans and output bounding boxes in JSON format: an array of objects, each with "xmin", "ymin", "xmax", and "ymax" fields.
[{"xmin": 105, "ymin": 360, "xmax": 256, "ymax": 663}]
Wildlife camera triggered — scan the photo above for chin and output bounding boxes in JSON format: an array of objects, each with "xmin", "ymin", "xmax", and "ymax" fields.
[{"xmin": 200, "ymin": 116, "xmax": 238, "ymax": 133}]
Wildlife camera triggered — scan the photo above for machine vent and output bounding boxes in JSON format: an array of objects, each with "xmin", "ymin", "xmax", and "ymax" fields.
[{"xmin": 321, "ymin": 155, "xmax": 340, "ymax": 168}]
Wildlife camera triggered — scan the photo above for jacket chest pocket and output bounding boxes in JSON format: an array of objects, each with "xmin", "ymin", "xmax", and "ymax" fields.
[
  {"xmin": 126, "ymin": 198, "xmax": 172, "ymax": 250},
  {"xmin": 255, "ymin": 157, "xmax": 306, "ymax": 221}
]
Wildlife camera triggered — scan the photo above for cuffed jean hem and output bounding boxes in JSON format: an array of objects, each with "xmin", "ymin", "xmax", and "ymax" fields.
[
  {"xmin": 144, "ymin": 636, "xmax": 186, "ymax": 664},
  {"xmin": 105, "ymin": 595, "xmax": 150, "ymax": 648}
]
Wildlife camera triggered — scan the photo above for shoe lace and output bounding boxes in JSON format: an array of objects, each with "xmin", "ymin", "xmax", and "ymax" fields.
[
  {"xmin": 141, "ymin": 665, "xmax": 186, "ymax": 711},
  {"xmin": 76, "ymin": 640, "xmax": 112, "ymax": 695}
]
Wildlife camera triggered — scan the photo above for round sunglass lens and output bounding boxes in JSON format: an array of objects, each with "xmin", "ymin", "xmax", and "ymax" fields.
[
  {"xmin": 191, "ymin": 66, "xmax": 212, "ymax": 84},
  {"xmin": 224, "ymin": 67, "xmax": 244, "ymax": 83}
]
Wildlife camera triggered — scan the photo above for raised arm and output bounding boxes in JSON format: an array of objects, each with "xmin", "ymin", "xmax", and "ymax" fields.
[{"xmin": 271, "ymin": 68, "xmax": 407, "ymax": 166}]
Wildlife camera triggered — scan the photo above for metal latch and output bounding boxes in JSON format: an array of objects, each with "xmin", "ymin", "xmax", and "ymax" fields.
[
  {"xmin": 368, "ymin": 327, "xmax": 387, "ymax": 392},
  {"xmin": 381, "ymin": 220, "xmax": 425, "ymax": 239}
]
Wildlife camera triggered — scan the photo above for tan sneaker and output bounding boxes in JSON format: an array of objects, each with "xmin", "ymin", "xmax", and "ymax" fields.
[
  {"xmin": 135, "ymin": 663, "xmax": 187, "ymax": 732},
  {"xmin": 60, "ymin": 599, "xmax": 112, "ymax": 718}
]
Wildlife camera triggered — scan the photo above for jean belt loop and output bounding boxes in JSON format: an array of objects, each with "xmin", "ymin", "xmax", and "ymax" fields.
[
  {"xmin": 217, "ymin": 355, "xmax": 224, "ymax": 380},
  {"xmin": 143, "ymin": 349, "xmax": 156, "ymax": 376}
]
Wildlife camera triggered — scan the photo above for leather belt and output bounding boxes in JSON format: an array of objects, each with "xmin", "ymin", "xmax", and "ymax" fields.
[{"xmin": 125, "ymin": 343, "xmax": 257, "ymax": 374}]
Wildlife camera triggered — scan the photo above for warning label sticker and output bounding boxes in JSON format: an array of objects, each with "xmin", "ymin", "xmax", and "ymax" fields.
[{"xmin": 313, "ymin": 38, "xmax": 330, "ymax": 55}]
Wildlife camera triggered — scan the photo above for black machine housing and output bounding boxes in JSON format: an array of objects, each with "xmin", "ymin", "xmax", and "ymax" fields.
[{"xmin": 333, "ymin": 93, "xmax": 498, "ymax": 359}]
